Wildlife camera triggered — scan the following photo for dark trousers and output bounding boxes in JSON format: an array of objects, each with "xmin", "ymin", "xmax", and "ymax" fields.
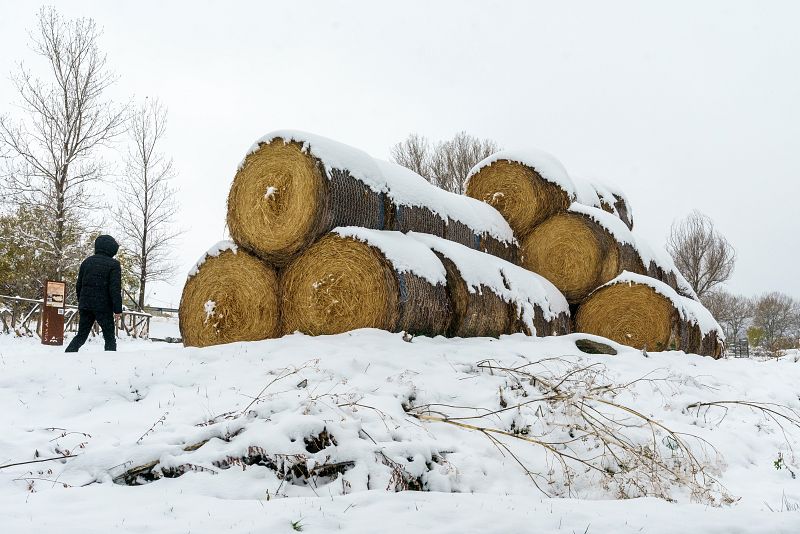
[{"xmin": 65, "ymin": 309, "xmax": 117, "ymax": 352}]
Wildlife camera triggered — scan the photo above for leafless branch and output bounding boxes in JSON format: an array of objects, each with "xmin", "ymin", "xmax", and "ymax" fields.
[
  {"xmin": 116, "ymin": 97, "xmax": 181, "ymax": 309},
  {"xmin": 667, "ymin": 211, "xmax": 736, "ymax": 298},
  {"xmin": 390, "ymin": 131, "xmax": 499, "ymax": 193},
  {"xmin": 0, "ymin": 7, "xmax": 126, "ymax": 280}
]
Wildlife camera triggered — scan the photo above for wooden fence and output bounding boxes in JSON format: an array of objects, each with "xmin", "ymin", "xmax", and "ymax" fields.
[{"xmin": 0, "ymin": 294, "xmax": 152, "ymax": 339}]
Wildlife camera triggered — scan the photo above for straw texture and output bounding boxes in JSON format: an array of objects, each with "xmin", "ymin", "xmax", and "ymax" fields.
[
  {"xmin": 280, "ymin": 234, "xmax": 451, "ymax": 337},
  {"xmin": 179, "ymin": 248, "xmax": 279, "ymax": 348}
]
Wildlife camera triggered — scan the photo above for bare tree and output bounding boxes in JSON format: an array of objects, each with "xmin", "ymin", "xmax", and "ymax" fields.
[
  {"xmin": 701, "ymin": 290, "xmax": 753, "ymax": 341},
  {"xmin": 117, "ymin": 98, "xmax": 181, "ymax": 310},
  {"xmin": 390, "ymin": 131, "xmax": 499, "ymax": 194},
  {"xmin": 389, "ymin": 133, "xmax": 429, "ymax": 178},
  {"xmin": 752, "ymin": 292, "xmax": 800, "ymax": 351},
  {"xmin": 666, "ymin": 211, "xmax": 736, "ymax": 298},
  {"xmin": 0, "ymin": 7, "xmax": 126, "ymax": 279}
]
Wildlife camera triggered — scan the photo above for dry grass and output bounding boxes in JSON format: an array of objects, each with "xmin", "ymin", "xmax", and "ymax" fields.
[
  {"xmin": 179, "ymin": 248, "xmax": 279, "ymax": 347},
  {"xmin": 111, "ymin": 356, "xmax": 733, "ymax": 504},
  {"xmin": 408, "ymin": 358, "xmax": 730, "ymax": 503},
  {"xmin": 465, "ymin": 160, "xmax": 571, "ymax": 238}
]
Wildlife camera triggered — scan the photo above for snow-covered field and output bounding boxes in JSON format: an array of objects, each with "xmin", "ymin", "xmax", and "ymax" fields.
[{"xmin": 1, "ymin": 325, "xmax": 799, "ymax": 533}]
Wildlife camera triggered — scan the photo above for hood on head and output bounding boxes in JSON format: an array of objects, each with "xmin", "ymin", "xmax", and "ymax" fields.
[{"xmin": 94, "ymin": 235, "xmax": 119, "ymax": 257}]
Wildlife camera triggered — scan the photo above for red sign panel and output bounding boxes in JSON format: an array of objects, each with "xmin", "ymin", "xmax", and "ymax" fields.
[{"xmin": 41, "ymin": 280, "xmax": 66, "ymax": 346}]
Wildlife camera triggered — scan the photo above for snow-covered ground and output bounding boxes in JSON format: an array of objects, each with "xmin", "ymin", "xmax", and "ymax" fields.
[{"xmin": 1, "ymin": 326, "xmax": 799, "ymax": 533}]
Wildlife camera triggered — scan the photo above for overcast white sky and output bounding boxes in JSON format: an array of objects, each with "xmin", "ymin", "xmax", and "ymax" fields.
[{"xmin": 1, "ymin": 1, "xmax": 798, "ymax": 307}]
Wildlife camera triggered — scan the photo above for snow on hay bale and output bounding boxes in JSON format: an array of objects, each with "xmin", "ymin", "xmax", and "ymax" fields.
[
  {"xmin": 280, "ymin": 228, "xmax": 451, "ymax": 337},
  {"xmin": 575, "ymin": 272, "xmax": 724, "ymax": 357},
  {"xmin": 465, "ymin": 149, "xmax": 574, "ymax": 237},
  {"xmin": 584, "ymin": 177, "xmax": 634, "ymax": 230},
  {"xmin": 376, "ymin": 159, "xmax": 518, "ymax": 263},
  {"xmin": 408, "ymin": 232, "xmax": 571, "ymax": 337},
  {"xmin": 464, "ymin": 148, "xmax": 634, "ymax": 237},
  {"xmin": 179, "ymin": 241, "xmax": 279, "ymax": 348},
  {"xmin": 228, "ymin": 130, "xmax": 516, "ymax": 265}
]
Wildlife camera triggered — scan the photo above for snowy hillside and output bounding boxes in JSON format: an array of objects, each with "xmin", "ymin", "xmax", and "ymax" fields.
[{"xmin": 1, "ymin": 331, "xmax": 799, "ymax": 533}]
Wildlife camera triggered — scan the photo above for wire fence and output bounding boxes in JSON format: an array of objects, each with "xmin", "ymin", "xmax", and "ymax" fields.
[{"xmin": 0, "ymin": 294, "xmax": 152, "ymax": 339}]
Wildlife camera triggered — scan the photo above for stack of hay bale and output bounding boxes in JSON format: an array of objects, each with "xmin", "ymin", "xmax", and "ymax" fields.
[
  {"xmin": 180, "ymin": 131, "xmax": 571, "ymax": 348},
  {"xmin": 465, "ymin": 150, "xmax": 723, "ymax": 357}
]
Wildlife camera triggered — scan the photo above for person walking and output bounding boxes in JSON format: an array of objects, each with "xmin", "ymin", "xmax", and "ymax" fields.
[{"xmin": 65, "ymin": 235, "xmax": 123, "ymax": 352}]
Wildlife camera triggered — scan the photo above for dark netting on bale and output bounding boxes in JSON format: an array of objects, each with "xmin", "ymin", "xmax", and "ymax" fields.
[
  {"xmin": 521, "ymin": 306, "xmax": 572, "ymax": 338},
  {"xmin": 442, "ymin": 218, "xmax": 518, "ymax": 264},
  {"xmin": 326, "ymin": 168, "xmax": 387, "ymax": 232},
  {"xmin": 684, "ymin": 323, "xmax": 704, "ymax": 356},
  {"xmin": 699, "ymin": 331, "xmax": 723, "ymax": 359},
  {"xmin": 435, "ymin": 254, "xmax": 513, "ymax": 338},
  {"xmin": 678, "ymin": 318, "xmax": 721, "ymax": 359},
  {"xmin": 415, "ymin": 237, "xmax": 570, "ymax": 339},
  {"xmin": 613, "ymin": 194, "xmax": 634, "ymax": 230},
  {"xmin": 479, "ymin": 234, "xmax": 518, "ymax": 264},
  {"xmin": 444, "ymin": 218, "xmax": 479, "ymax": 250},
  {"xmin": 395, "ymin": 270, "xmax": 452, "ymax": 337},
  {"xmin": 640, "ymin": 259, "xmax": 696, "ymax": 300},
  {"xmin": 619, "ymin": 242, "xmax": 646, "ymax": 274},
  {"xmin": 597, "ymin": 199, "xmax": 616, "ymax": 214},
  {"xmin": 507, "ymin": 304, "xmax": 571, "ymax": 337},
  {"xmin": 391, "ymin": 204, "xmax": 446, "ymax": 236}
]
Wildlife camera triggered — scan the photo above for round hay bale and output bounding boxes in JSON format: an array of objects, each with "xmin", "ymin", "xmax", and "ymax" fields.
[
  {"xmin": 465, "ymin": 159, "xmax": 572, "ymax": 237},
  {"xmin": 228, "ymin": 133, "xmax": 517, "ymax": 265},
  {"xmin": 575, "ymin": 273, "xmax": 724, "ymax": 357},
  {"xmin": 519, "ymin": 211, "xmax": 619, "ymax": 304},
  {"xmin": 575, "ymin": 281, "xmax": 680, "ymax": 352},
  {"xmin": 179, "ymin": 243, "xmax": 279, "ymax": 348},
  {"xmin": 435, "ymin": 254, "xmax": 513, "ymax": 338},
  {"xmin": 281, "ymin": 230, "xmax": 451, "ymax": 337},
  {"xmin": 408, "ymin": 232, "xmax": 571, "ymax": 338},
  {"xmin": 228, "ymin": 138, "xmax": 384, "ymax": 265}
]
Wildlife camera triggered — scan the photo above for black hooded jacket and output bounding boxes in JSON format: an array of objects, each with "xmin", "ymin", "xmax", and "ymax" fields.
[{"xmin": 75, "ymin": 235, "xmax": 123, "ymax": 314}]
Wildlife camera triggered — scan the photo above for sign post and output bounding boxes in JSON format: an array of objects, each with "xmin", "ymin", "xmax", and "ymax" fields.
[{"xmin": 41, "ymin": 280, "xmax": 66, "ymax": 346}]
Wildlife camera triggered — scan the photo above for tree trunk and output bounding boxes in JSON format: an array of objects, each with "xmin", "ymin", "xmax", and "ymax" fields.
[
  {"xmin": 54, "ymin": 166, "xmax": 67, "ymax": 280},
  {"xmin": 137, "ymin": 275, "xmax": 146, "ymax": 311}
]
